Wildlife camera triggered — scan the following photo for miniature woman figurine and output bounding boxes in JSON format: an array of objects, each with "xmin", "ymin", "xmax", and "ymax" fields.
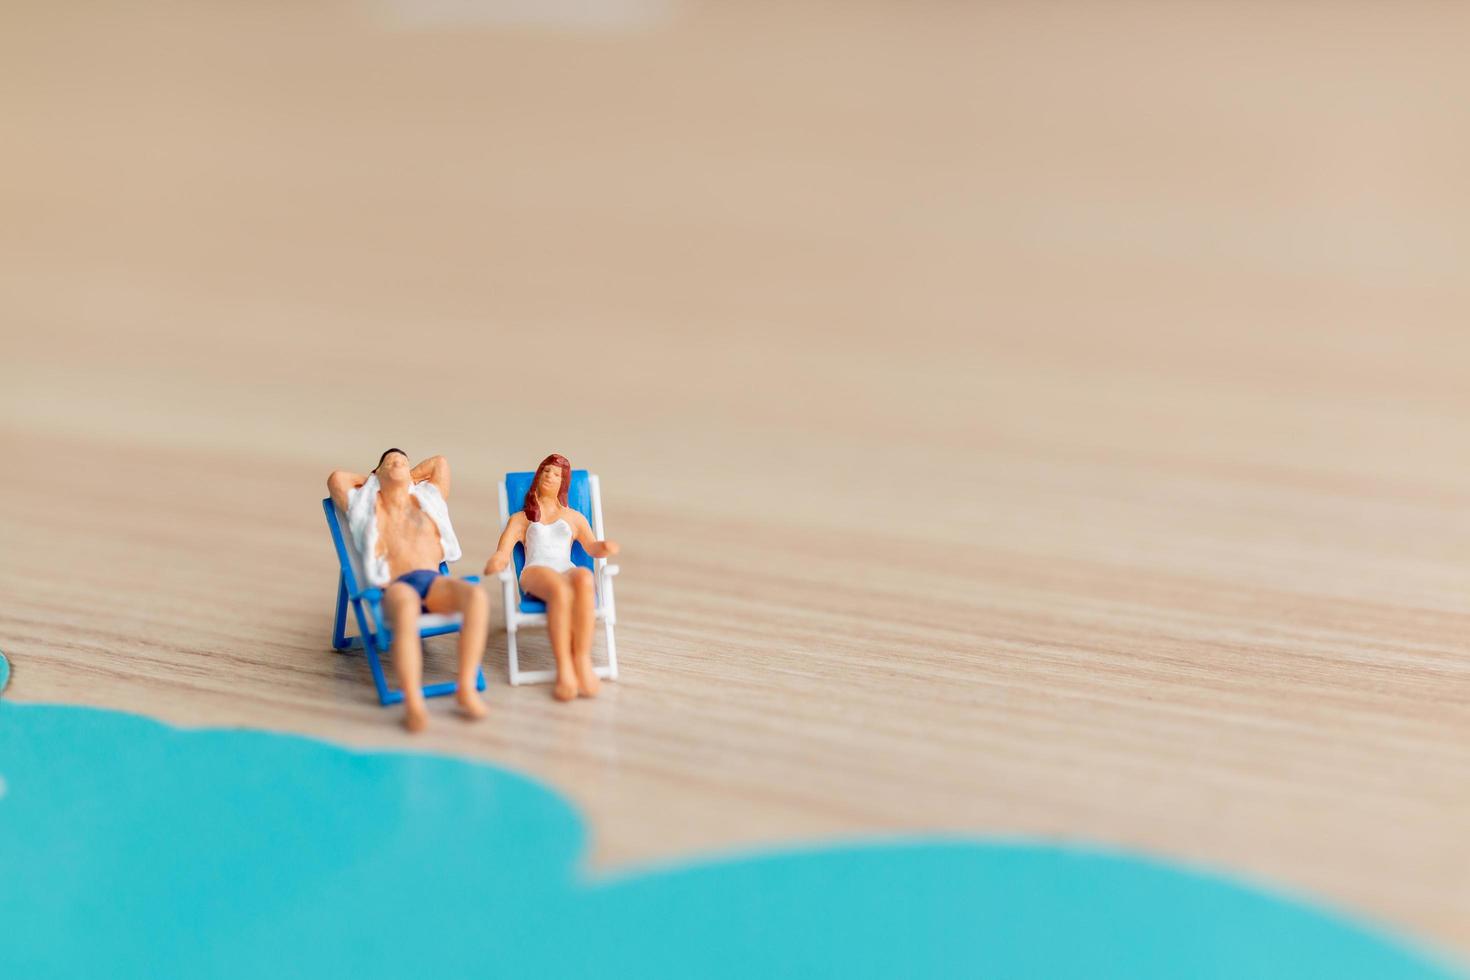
[{"xmin": 484, "ymin": 454, "xmax": 620, "ymax": 701}]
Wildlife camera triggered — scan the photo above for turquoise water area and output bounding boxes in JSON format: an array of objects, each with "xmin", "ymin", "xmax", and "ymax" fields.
[{"xmin": 0, "ymin": 702, "xmax": 1456, "ymax": 978}]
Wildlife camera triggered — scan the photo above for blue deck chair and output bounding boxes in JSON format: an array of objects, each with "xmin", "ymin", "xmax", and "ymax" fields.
[
  {"xmin": 494, "ymin": 469, "xmax": 620, "ymax": 686},
  {"xmin": 322, "ymin": 498, "xmax": 487, "ymax": 706}
]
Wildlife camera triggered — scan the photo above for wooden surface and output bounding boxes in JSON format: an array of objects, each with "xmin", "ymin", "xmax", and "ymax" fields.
[{"xmin": 2, "ymin": 0, "xmax": 1468, "ymax": 956}]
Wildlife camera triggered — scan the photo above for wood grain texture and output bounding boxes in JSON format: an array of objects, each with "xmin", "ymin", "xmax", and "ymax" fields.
[{"xmin": 1, "ymin": 0, "xmax": 1467, "ymax": 955}]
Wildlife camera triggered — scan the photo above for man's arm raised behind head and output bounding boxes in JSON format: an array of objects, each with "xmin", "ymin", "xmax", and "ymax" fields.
[
  {"xmin": 410, "ymin": 455, "xmax": 451, "ymax": 499},
  {"xmin": 327, "ymin": 470, "xmax": 365, "ymax": 513}
]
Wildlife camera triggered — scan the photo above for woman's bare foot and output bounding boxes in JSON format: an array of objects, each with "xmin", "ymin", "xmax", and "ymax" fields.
[
  {"xmin": 574, "ymin": 655, "xmax": 601, "ymax": 697},
  {"xmin": 553, "ymin": 674, "xmax": 578, "ymax": 702},
  {"xmin": 455, "ymin": 688, "xmax": 488, "ymax": 720},
  {"xmin": 403, "ymin": 696, "xmax": 429, "ymax": 734}
]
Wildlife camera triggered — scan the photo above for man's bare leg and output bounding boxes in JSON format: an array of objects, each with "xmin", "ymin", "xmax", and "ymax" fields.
[
  {"xmin": 568, "ymin": 567, "xmax": 600, "ymax": 697},
  {"xmin": 424, "ymin": 577, "xmax": 489, "ymax": 720},
  {"xmin": 385, "ymin": 583, "xmax": 428, "ymax": 733},
  {"xmin": 521, "ymin": 566, "xmax": 577, "ymax": 701}
]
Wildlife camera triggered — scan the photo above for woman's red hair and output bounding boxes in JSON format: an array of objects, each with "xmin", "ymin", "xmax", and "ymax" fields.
[{"xmin": 524, "ymin": 453, "xmax": 571, "ymax": 522}]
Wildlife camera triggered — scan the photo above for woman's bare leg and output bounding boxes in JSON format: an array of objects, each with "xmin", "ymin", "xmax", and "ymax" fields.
[
  {"xmin": 569, "ymin": 567, "xmax": 600, "ymax": 697},
  {"xmin": 424, "ymin": 577, "xmax": 489, "ymax": 719},
  {"xmin": 384, "ymin": 582, "xmax": 428, "ymax": 733},
  {"xmin": 520, "ymin": 566, "xmax": 577, "ymax": 701}
]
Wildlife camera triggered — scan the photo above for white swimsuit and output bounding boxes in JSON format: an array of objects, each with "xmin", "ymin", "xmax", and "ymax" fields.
[{"xmin": 524, "ymin": 518, "xmax": 575, "ymax": 573}]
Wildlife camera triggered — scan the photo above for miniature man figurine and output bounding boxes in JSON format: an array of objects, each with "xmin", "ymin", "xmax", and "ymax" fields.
[{"xmin": 328, "ymin": 450, "xmax": 489, "ymax": 732}]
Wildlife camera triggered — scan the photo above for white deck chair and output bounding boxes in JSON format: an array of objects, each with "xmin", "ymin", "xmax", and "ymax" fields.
[{"xmin": 495, "ymin": 469, "xmax": 619, "ymax": 686}]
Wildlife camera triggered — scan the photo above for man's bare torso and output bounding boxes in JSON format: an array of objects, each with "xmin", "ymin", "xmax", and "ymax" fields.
[{"xmin": 375, "ymin": 494, "xmax": 445, "ymax": 579}]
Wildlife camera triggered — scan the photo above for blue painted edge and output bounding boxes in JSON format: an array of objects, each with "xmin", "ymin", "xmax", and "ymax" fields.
[
  {"xmin": 0, "ymin": 699, "xmax": 1459, "ymax": 979},
  {"xmin": 0, "ymin": 648, "xmax": 9, "ymax": 694}
]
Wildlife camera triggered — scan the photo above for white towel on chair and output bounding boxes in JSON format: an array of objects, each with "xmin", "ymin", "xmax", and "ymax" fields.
[{"xmin": 344, "ymin": 473, "xmax": 463, "ymax": 587}]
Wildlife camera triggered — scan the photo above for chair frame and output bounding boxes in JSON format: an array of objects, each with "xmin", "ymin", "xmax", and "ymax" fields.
[
  {"xmin": 495, "ymin": 473, "xmax": 620, "ymax": 686},
  {"xmin": 322, "ymin": 498, "xmax": 487, "ymax": 706}
]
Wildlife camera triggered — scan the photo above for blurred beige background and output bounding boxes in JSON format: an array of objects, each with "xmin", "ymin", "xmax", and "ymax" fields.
[{"xmin": 2, "ymin": 0, "xmax": 1468, "ymax": 955}]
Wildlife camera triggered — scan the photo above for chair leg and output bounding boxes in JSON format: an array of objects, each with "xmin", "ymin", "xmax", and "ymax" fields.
[
  {"xmin": 332, "ymin": 576, "xmax": 351, "ymax": 650},
  {"xmin": 363, "ymin": 633, "xmax": 393, "ymax": 706},
  {"xmin": 603, "ymin": 620, "xmax": 619, "ymax": 681},
  {"xmin": 506, "ymin": 620, "xmax": 522, "ymax": 686}
]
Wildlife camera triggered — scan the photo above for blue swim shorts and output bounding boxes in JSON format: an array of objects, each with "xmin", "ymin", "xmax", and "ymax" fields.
[{"xmin": 391, "ymin": 569, "xmax": 442, "ymax": 613}]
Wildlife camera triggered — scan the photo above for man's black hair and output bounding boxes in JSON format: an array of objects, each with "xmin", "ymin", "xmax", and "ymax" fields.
[{"xmin": 375, "ymin": 448, "xmax": 408, "ymax": 472}]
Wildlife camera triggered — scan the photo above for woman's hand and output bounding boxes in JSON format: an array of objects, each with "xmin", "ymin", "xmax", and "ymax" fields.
[
  {"xmin": 596, "ymin": 540, "xmax": 620, "ymax": 559},
  {"xmin": 484, "ymin": 553, "xmax": 510, "ymax": 576}
]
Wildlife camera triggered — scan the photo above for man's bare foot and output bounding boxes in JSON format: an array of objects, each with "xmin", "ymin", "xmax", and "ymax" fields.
[
  {"xmin": 574, "ymin": 655, "xmax": 601, "ymax": 697},
  {"xmin": 553, "ymin": 675, "xmax": 578, "ymax": 702},
  {"xmin": 455, "ymin": 688, "xmax": 488, "ymax": 720},
  {"xmin": 403, "ymin": 697, "xmax": 429, "ymax": 734}
]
